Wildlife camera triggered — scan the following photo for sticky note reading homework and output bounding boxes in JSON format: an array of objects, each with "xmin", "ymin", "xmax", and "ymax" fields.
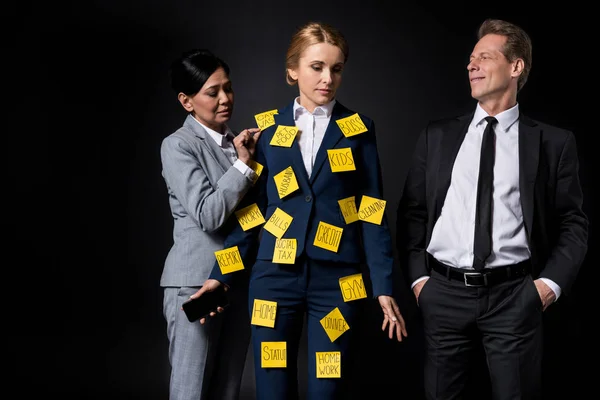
[
  {"xmin": 338, "ymin": 196, "xmax": 358, "ymax": 224},
  {"xmin": 273, "ymin": 166, "xmax": 299, "ymax": 199},
  {"xmin": 214, "ymin": 246, "xmax": 244, "ymax": 274},
  {"xmin": 261, "ymin": 341, "xmax": 287, "ymax": 368},
  {"xmin": 269, "ymin": 125, "xmax": 298, "ymax": 147},
  {"xmin": 254, "ymin": 109, "xmax": 278, "ymax": 130},
  {"xmin": 320, "ymin": 307, "xmax": 349, "ymax": 342},
  {"xmin": 263, "ymin": 208, "xmax": 293, "ymax": 238},
  {"xmin": 235, "ymin": 203, "xmax": 265, "ymax": 231},
  {"xmin": 327, "ymin": 148, "xmax": 356, "ymax": 172},
  {"xmin": 336, "ymin": 113, "xmax": 367, "ymax": 137},
  {"xmin": 316, "ymin": 351, "xmax": 341, "ymax": 378},
  {"xmin": 357, "ymin": 195, "xmax": 387, "ymax": 225},
  {"xmin": 313, "ymin": 221, "xmax": 343, "ymax": 252},
  {"xmin": 251, "ymin": 299, "xmax": 277, "ymax": 328},
  {"xmin": 339, "ymin": 273, "xmax": 367, "ymax": 302},
  {"xmin": 272, "ymin": 238, "xmax": 297, "ymax": 264}
]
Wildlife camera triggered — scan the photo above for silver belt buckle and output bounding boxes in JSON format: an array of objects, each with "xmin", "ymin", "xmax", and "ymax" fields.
[{"xmin": 463, "ymin": 272, "xmax": 486, "ymax": 287}]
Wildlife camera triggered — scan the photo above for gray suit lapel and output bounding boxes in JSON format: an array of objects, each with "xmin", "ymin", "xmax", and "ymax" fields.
[
  {"xmin": 518, "ymin": 114, "xmax": 540, "ymax": 240},
  {"xmin": 183, "ymin": 114, "xmax": 233, "ymax": 173}
]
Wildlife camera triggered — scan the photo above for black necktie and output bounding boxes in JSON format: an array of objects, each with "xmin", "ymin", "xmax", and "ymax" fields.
[{"xmin": 472, "ymin": 116, "xmax": 497, "ymax": 270}]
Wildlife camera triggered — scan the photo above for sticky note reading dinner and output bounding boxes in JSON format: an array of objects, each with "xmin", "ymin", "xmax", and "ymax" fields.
[
  {"xmin": 336, "ymin": 113, "xmax": 367, "ymax": 137},
  {"xmin": 320, "ymin": 307, "xmax": 349, "ymax": 342},
  {"xmin": 358, "ymin": 195, "xmax": 387, "ymax": 225},
  {"xmin": 214, "ymin": 246, "xmax": 244, "ymax": 274}
]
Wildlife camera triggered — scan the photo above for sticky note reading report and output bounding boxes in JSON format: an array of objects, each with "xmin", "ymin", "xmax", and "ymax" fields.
[{"xmin": 214, "ymin": 246, "xmax": 244, "ymax": 274}]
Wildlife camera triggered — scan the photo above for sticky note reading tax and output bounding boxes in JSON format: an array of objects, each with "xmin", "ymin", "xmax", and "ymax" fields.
[{"xmin": 272, "ymin": 238, "xmax": 297, "ymax": 264}]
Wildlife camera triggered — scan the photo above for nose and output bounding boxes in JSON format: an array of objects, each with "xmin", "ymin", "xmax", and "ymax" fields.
[
  {"xmin": 218, "ymin": 91, "xmax": 231, "ymax": 105},
  {"xmin": 321, "ymin": 68, "xmax": 333, "ymax": 84},
  {"xmin": 467, "ymin": 59, "xmax": 478, "ymax": 71}
]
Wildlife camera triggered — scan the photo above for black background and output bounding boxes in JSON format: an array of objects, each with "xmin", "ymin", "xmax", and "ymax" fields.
[{"xmin": 7, "ymin": 1, "xmax": 593, "ymax": 399}]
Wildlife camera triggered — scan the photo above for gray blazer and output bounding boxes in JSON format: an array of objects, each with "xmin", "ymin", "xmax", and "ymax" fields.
[{"xmin": 160, "ymin": 114, "xmax": 254, "ymax": 287}]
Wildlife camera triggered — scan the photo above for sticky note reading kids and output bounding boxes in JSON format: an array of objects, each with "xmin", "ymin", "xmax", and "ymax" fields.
[
  {"xmin": 320, "ymin": 307, "xmax": 349, "ymax": 342},
  {"xmin": 272, "ymin": 238, "xmax": 297, "ymax": 264},
  {"xmin": 235, "ymin": 203, "xmax": 265, "ymax": 231},
  {"xmin": 273, "ymin": 166, "xmax": 299, "ymax": 199},
  {"xmin": 261, "ymin": 341, "xmax": 287, "ymax": 368},
  {"xmin": 316, "ymin": 351, "xmax": 341, "ymax": 378},
  {"xmin": 270, "ymin": 125, "xmax": 298, "ymax": 147},
  {"xmin": 251, "ymin": 299, "xmax": 277, "ymax": 328},
  {"xmin": 358, "ymin": 195, "xmax": 387, "ymax": 225},
  {"xmin": 214, "ymin": 246, "xmax": 244, "ymax": 274},
  {"xmin": 337, "ymin": 196, "xmax": 358, "ymax": 224},
  {"xmin": 254, "ymin": 109, "xmax": 278, "ymax": 130},
  {"xmin": 263, "ymin": 208, "xmax": 293, "ymax": 238},
  {"xmin": 327, "ymin": 148, "xmax": 356, "ymax": 172},
  {"xmin": 336, "ymin": 113, "xmax": 367, "ymax": 137},
  {"xmin": 313, "ymin": 221, "xmax": 343, "ymax": 252},
  {"xmin": 339, "ymin": 273, "xmax": 367, "ymax": 302}
]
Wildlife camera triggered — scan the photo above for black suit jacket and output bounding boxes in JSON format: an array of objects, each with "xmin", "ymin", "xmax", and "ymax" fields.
[{"xmin": 396, "ymin": 111, "xmax": 588, "ymax": 295}]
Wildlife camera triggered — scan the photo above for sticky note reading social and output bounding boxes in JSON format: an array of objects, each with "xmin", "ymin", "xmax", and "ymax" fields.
[
  {"xmin": 327, "ymin": 148, "xmax": 356, "ymax": 172},
  {"xmin": 254, "ymin": 109, "xmax": 278, "ymax": 130},
  {"xmin": 339, "ymin": 273, "xmax": 367, "ymax": 302},
  {"xmin": 248, "ymin": 160, "xmax": 264, "ymax": 184},
  {"xmin": 313, "ymin": 221, "xmax": 343, "ymax": 252},
  {"xmin": 357, "ymin": 195, "xmax": 387, "ymax": 225},
  {"xmin": 272, "ymin": 238, "xmax": 297, "ymax": 264},
  {"xmin": 273, "ymin": 166, "xmax": 299, "ymax": 199},
  {"xmin": 320, "ymin": 307, "xmax": 349, "ymax": 342},
  {"xmin": 251, "ymin": 299, "xmax": 277, "ymax": 328},
  {"xmin": 338, "ymin": 196, "xmax": 358, "ymax": 224},
  {"xmin": 263, "ymin": 208, "xmax": 293, "ymax": 238},
  {"xmin": 316, "ymin": 351, "xmax": 341, "ymax": 378},
  {"xmin": 261, "ymin": 341, "xmax": 287, "ymax": 368},
  {"xmin": 336, "ymin": 113, "xmax": 367, "ymax": 137},
  {"xmin": 235, "ymin": 203, "xmax": 266, "ymax": 231},
  {"xmin": 214, "ymin": 246, "xmax": 244, "ymax": 274},
  {"xmin": 270, "ymin": 125, "xmax": 299, "ymax": 147}
]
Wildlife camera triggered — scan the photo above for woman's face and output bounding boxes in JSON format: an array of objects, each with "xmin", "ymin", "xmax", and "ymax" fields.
[
  {"xmin": 288, "ymin": 42, "xmax": 344, "ymax": 113},
  {"xmin": 179, "ymin": 67, "xmax": 234, "ymax": 133}
]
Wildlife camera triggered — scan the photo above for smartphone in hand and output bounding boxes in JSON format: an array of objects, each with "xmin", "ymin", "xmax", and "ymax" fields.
[{"xmin": 182, "ymin": 285, "xmax": 229, "ymax": 322}]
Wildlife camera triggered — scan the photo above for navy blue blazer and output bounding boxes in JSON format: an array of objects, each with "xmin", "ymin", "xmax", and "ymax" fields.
[{"xmin": 210, "ymin": 100, "xmax": 395, "ymax": 297}]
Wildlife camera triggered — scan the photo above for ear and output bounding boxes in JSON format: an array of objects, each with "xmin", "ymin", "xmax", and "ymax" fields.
[
  {"xmin": 511, "ymin": 58, "xmax": 524, "ymax": 78},
  {"xmin": 287, "ymin": 68, "xmax": 298, "ymax": 81},
  {"xmin": 177, "ymin": 93, "xmax": 194, "ymax": 112}
]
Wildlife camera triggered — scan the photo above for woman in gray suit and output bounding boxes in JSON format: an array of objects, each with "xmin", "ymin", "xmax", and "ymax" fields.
[{"xmin": 160, "ymin": 49, "xmax": 261, "ymax": 400}]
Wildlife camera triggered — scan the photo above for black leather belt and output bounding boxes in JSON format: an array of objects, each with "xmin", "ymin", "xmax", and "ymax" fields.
[{"xmin": 428, "ymin": 255, "xmax": 531, "ymax": 287}]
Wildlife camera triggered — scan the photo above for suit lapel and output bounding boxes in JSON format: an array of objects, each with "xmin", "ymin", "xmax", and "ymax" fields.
[
  {"xmin": 184, "ymin": 114, "xmax": 232, "ymax": 173},
  {"xmin": 273, "ymin": 103, "xmax": 311, "ymax": 185},
  {"xmin": 309, "ymin": 102, "xmax": 347, "ymax": 184},
  {"xmin": 518, "ymin": 114, "xmax": 540, "ymax": 240},
  {"xmin": 435, "ymin": 113, "xmax": 473, "ymax": 219}
]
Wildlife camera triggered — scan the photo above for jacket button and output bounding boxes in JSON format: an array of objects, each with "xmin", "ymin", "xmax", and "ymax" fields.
[{"xmin": 305, "ymin": 195, "xmax": 312, "ymax": 202}]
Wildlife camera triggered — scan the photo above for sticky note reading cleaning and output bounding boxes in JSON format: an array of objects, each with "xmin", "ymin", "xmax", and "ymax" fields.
[
  {"xmin": 272, "ymin": 238, "xmax": 297, "ymax": 264},
  {"xmin": 273, "ymin": 166, "xmax": 299, "ymax": 199},
  {"xmin": 338, "ymin": 196, "xmax": 359, "ymax": 224},
  {"xmin": 270, "ymin": 125, "xmax": 298, "ymax": 147},
  {"xmin": 313, "ymin": 221, "xmax": 343, "ymax": 252},
  {"xmin": 248, "ymin": 160, "xmax": 264, "ymax": 184},
  {"xmin": 235, "ymin": 203, "xmax": 265, "ymax": 231},
  {"xmin": 357, "ymin": 195, "xmax": 387, "ymax": 225},
  {"xmin": 336, "ymin": 113, "xmax": 367, "ymax": 137},
  {"xmin": 263, "ymin": 208, "xmax": 293, "ymax": 238},
  {"xmin": 251, "ymin": 299, "xmax": 277, "ymax": 328},
  {"xmin": 320, "ymin": 307, "xmax": 349, "ymax": 342},
  {"xmin": 316, "ymin": 351, "xmax": 341, "ymax": 378},
  {"xmin": 254, "ymin": 109, "xmax": 278, "ymax": 130},
  {"xmin": 327, "ymin": 148, "xmax": 356, "ymax": 172},
  {"xmin": 261, "ymin": 341, "xmax": 287, "ymax": 368},
  {"xmin": 339, "ymin": 273, "xmax": 367, "ymax": 302},
  {"xmin": 214, "ymin": 246, "xmax": 244, "ymax": 274}
]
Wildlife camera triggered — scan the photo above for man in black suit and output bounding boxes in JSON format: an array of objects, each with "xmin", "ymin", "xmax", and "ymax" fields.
[{"xmin": 396, "ymin": 18, "xmax": 588, "ymax": 400}]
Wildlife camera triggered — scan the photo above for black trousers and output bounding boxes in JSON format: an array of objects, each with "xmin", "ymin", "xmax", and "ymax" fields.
[{"xmin": 418, "ymin": 266, "xmax": 544, "ymax": 400}]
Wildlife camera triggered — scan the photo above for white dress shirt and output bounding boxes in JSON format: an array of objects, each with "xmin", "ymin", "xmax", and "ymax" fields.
[
  {"xmin": 293, "ymin": 97, "xmax": 336, "ymax": 177},
  {"xmin": 415, "ymin": 103, "xmax": 560, "ymax": 299}
]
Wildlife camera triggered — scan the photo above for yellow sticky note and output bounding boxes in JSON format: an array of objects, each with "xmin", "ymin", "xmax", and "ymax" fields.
[
  {"xmin": 248, "ymin": 160, "xmax": 264, "ymax": 184},
  {"xmin": 327, "ymin": 148, "xmax": 356, "ymax": 172},
  {"xmin": 261, "ymin": 341, "xmax": 287, "ymax": 368},
  {"xmin": 357, "ymin": 195, "xmax": 387, "ymax": 225},
  {"xmin": 320, "ymin": 307, "xmax": 349, "ymax": 342},
  {"xmin": 251, "ymin": 299, "xmax": 277, "ymax": 328},
  {"xmin": 272, "ymin": 238, "xmax": 297, "ymax": 264},
  {"xmin": 214, "ymin": 246, "xmax": 244, "ymax": 274},
  {"xmin": 235, "ymin": 203, "xmax": 266, "ymax": 231},
  {"xmin": 313, "ymin": 221, "xmax": 343, "ymax": 252},
  {"xmin": 273, "ymin": 166, "xmax": 299, "ymax": 199},
  {"xmin": 336, "ymin": 113, "xmax": 368, "ymax": 137},
  {"xmin": 316, "ymin": 351, "xmax": 341, "ymax": 378},
  {"xmin": 270, "ymin": 125, "xmax": 299, "ymax": 147},
  {"xmin": 263, "ymin": 207, "xmax": 293, "ymax": 238},
  {"xmin": 337, "ymin": 196, "xmax": 358, "ymax": 224},
  {"xmin": 254, "ymin": 109, "xmax": 278, "ymax": 130},
  {"xmin": 339, "ymin": 273, "xmax": 367, "ymax": 302}
]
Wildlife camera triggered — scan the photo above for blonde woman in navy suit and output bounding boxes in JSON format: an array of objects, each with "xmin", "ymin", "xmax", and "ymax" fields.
[
  {"xmin": 160, "ymin": 49, "xmax": 261, "ymax": 400},
  {"xmin": 209, "ymin": 22, "xmax": 407, "ymax": 399}
]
